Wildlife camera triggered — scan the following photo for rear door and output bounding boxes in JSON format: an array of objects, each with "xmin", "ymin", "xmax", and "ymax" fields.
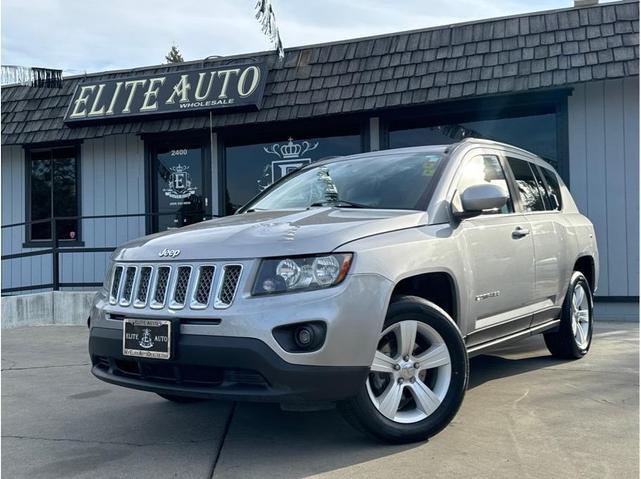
[
  {"xmin": 506, "ymin": 156, "xmax": 568, "ymax": 327},
  {"xmin": 451, "ymin": 150, "xmax": 536, "ymax": 346}
]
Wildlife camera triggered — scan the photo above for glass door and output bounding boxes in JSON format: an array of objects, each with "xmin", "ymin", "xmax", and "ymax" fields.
[{"xmin": 150, "ymin": 141, "xmax": 210, "ymax": 232}]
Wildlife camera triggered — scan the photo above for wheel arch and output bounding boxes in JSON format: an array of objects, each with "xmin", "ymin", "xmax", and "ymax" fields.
[
  {"xmin": 573, "ymin": 255, "xmax": 596, "ymax": 293},
  {"xmin": 390, "ymin": 271, "xmax": 459, "ymax": 325}
]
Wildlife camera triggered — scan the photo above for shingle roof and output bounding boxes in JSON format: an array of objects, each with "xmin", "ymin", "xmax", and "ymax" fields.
[{"xmin": 2, "ymin": 0, "xmax": 639, "ymax": 145}]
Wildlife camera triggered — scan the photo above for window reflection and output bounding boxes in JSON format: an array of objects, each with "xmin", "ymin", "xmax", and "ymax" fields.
[
  {"xmin": 225, "ymin": 134, "xmax": 362, "ymax": 214},
  {"xmin": 389, "ymin": 113, "xmax": 558, "ymax": 167}
]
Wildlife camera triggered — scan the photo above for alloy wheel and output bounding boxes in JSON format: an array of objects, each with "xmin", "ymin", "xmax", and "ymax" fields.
[
  {"xmin": 571, "ymin": 283, "xmax": 591, "ymax": 349},
  {"xmin": 366, "ymin": 320, "xmax": 452, "ymax": 424}
]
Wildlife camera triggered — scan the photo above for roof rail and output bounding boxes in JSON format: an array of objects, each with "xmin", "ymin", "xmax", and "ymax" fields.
[{"xmin": 449, "ymin": 137, "xmax": 542, "ymax": 159}]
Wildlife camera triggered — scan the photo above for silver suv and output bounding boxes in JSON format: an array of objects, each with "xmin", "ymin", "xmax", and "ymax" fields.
[{"xmin": 89, "ymin": 139, "xmax": 598, "ymax": 443}]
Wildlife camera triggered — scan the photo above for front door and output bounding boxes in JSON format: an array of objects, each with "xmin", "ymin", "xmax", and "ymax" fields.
[
  {"xmin": 450, "ymin": 152, "xmax": 536, "ymax": 346},
  {"xmin": 150, "ymin": 142, "xmax": 210, "ymax": 233}
]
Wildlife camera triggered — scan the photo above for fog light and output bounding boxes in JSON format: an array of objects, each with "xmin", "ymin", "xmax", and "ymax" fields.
[
  {"xmin": 272, "ymin": 321, "xmax": 326, "ymax": 353},
  {"xmin": 294, "ymin": 326, "xmax": 314, "ymax": 348}
]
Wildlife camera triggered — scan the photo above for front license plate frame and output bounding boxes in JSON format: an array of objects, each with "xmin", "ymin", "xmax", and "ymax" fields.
[{"xmin": 123, "ymin": 318, "xmax": 172, "ymax": 360}]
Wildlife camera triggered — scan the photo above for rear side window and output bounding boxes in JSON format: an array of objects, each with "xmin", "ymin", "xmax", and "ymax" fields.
[
  {"xmin": 539, "ymin": 167, "xmax": 563, "ymax": 211},
  {"xmin": 529, "ymin": 164, "xmax": 551, "ymax": 210},
  {"xmin": 506, "ymin": 157, "xmax": 546, "ymax": 212}
]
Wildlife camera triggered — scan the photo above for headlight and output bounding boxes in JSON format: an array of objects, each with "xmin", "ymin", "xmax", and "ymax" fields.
[{"xmin": 252, "ymin": 253, "xmax": 353, "ymax": 295}]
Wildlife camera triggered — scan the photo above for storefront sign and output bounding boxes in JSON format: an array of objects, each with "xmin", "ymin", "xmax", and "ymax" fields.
[{"xmin": 64, "ymin": 63, "xmax": 267, "ymax": 123}]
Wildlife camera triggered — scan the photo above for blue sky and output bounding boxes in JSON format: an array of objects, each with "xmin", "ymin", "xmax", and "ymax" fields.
[{"xmin": 1, "ymin": 0, "xmax": 618, "ymax": 75}]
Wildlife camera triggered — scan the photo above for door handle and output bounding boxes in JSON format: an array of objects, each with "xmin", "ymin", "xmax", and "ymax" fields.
[{"xmin": 512, "ymin": 226, "xmax": 530, "ymax": 238}]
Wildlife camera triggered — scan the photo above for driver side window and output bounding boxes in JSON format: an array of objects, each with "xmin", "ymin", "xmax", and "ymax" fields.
[{"xmin": 454, "ymin": 155, "xmax": 513, "ymax": 214}]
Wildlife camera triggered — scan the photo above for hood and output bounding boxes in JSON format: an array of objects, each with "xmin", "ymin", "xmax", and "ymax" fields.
[{"xmin": 114, "ymin": 208, "xmax": 427, "ymax": 261}]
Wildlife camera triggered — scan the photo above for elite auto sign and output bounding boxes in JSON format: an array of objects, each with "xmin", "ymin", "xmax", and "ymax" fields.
[{"xmin": 64, "ymin": 63, "xmax": 267, "ymax": 123}]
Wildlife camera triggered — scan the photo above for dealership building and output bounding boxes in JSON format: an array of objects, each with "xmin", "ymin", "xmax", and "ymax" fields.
[{"xmin": 1, "ymin": 0, "xmax": 638, "ymax": 320}]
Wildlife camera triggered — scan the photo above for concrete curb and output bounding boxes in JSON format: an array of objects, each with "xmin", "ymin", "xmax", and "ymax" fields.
[{"xmin": 1, "ymin": 291, "xmax": 96, "ymax": 329}]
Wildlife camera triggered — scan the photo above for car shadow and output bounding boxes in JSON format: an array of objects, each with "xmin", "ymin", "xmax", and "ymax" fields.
[
  {"xmin": 468, "ymin": 334, "xmax": 567, "ymax": 389},
  {"xmin": 207, "ymin": 335, "xmax": 567, "ymax": 478}
]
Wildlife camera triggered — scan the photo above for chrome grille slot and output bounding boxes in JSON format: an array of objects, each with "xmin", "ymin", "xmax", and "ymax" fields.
[
  {"xmin": 109, "ymin": 262, "xmax": 244, "ymax": 310},
  {"xmin": 171, "ymin": 266, "xmax": 192, "ymax": 309},
  {"xmin": 152, "ymin": 266, "xmax": 171, "ymax": 308},
  {"xmin": 119, "ymin": 267, "xmax": 137, "ymax": 306},
  {"xmin": 215, "ymin": 265, "xmax": 243, "ymax": 309},
  {"xmin": 192, "ymin": 265, "xmax": 215, "ymax": 308},
  {"xmin": 134, "ymin": 266, "xmax": 152, "ymax": 307},
  {"xmin": 110, "ymin": 266, "xmax": 124, "ymax": 304}
]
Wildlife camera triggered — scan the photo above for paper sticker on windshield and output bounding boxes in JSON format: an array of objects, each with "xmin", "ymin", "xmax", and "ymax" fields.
[{"xmin": 422, "ymin": 156, "xmax": 440, "ymax": 177}]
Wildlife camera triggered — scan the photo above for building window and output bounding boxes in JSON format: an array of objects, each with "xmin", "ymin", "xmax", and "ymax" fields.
[
  {"xmin": 224, "ymin": 134, "xmax": 362, "ymax": 214},
  {"xmin": 149, "ymin": 141, "xmax": 209, "ymax": 233},
  {"xmin": 27, "ymin": 146, "xmax": 80, "ymax": 242},
  {"xmin": 388, "ymin": 113, "xmax": 559, "ymax": 168}
]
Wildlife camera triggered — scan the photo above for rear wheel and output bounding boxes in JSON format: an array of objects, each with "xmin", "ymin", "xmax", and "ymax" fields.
[
  {"xmin": 157, "ymin": 393, "xmax": 204, "ymax": 403},
  {"xmin": 544, "ymin": 272, "xmax": 593, "ymax": 359},
  {"xmin": 340, "ymin": 295, "xmax": 468, "ymax": 444}
]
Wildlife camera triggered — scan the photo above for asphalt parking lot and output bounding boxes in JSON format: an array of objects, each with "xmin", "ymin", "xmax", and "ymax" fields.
[{"xmin": 2, "ymin": 321, "xmax": 638, "ymax": 479}]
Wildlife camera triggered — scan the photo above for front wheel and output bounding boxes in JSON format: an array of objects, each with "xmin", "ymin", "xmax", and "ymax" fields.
[{"xmin": 340, "ymin": 295, "xmax": 468, "ymax": 444}]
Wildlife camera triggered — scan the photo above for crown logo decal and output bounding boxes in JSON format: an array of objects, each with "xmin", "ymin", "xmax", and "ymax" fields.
[
  {"xmin": 264, "ymin": 137, "xmax": 319, "ymax": 159},
  {"xmin": 170, "ymin": 163, "xmax": 189, "ymax": 173}
]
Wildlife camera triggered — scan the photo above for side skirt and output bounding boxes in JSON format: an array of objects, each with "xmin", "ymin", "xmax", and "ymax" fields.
[{"xmin": 466, "ymin": 319, "xmax": 561, "ymax": 358}]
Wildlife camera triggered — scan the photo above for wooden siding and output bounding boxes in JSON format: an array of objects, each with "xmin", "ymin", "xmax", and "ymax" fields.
[
  {"xmin": 568, "ymin": 77, "xmax": 639, "ymax": 297},
  {"xmin": 1, "ymin": 145, "xmax": 52, "ymax": 290},
  {"xmin": 1, "ymin": 134, "xmax": 145, "ymax": 291}
]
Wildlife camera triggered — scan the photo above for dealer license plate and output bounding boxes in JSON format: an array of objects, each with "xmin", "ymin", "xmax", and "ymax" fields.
[{"xmin": 123, "ymin": 318, "xmax": 172, "ymax": 360}]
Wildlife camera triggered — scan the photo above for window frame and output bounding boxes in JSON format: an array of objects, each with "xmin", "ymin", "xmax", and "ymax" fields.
[{"xmin": 24, "ymin": 143, "xmax": 83, "ymax": 247}]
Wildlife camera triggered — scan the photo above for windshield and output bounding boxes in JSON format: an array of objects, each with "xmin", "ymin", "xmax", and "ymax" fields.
[{"xmin": 243, "ymin": 151, "xmax": 445, "ymax": 212}]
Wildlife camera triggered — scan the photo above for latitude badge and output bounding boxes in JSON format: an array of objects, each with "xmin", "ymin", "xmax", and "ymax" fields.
[{"xmin": 163, "ymin": 164, "xmax": 197, "ymax": 199}]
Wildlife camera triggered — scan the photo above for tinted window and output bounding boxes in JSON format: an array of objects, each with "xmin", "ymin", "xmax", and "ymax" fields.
[
  {"xmin": 225, "ymin": 135, "xmax": 362, "ymax": 214},
  {"xmin": 152, "ymin": 144, "xmax": 206, "ymax": 232},
  {"xmin": 529, "ymin": 164, "xmax": 551, "ymax": 210},
  {"xmin": 454, "ymin": 155, "xmax": 513, "ymax": 214},
  {"xmin": 245, "ymin": 152, "xmax": 444, "ymax": 212},
  {"xmin": 29, "ymin": 147, "xmax": 79, "ymax": 241},
  {"xmin": 506, "ymin": 157, "xmax": 546, "ymax": 212},
  {"xmin": 389, "ymin": 113, "xmax": 558, "ymax": 168},
  {"xmin": 540, "ymin": 167, "xmax": 563, "ymax": 211}
]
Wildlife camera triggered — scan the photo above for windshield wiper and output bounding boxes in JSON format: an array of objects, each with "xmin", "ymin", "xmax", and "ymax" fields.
[{"xmin": 309, "ymin": 200, "xmax": 370, "ymax": 209}]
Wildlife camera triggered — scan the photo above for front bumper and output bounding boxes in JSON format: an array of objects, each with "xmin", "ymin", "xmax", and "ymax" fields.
[
  {"xmin": 89, "ymin": 326, "xmax": 368, "ymax": 402},
  {"xmin": 91, "ymin": 273, "xmax": 392, "ymax": 367}
]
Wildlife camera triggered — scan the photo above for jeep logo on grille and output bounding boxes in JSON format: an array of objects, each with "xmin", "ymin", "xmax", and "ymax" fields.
[{"xmin": 158, "ymin": 248, "xmax": 181, "ymax": 258}]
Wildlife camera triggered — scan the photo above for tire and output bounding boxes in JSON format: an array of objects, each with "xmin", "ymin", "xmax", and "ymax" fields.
[
  {"xmin": 157, "ymin": 393, "xmax": 204, "ymax": 403},
  {"xmin": 544, "ymin": 272, "xmax": 593, "ymax": 359},
  {"xmin": 340, "ymin": 295, "xmax": 468, "ymax": 444}
]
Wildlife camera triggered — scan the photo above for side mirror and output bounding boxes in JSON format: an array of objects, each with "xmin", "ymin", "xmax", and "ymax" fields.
[{"xmin": 455, "ymin": 183, "xmax": 509, "ymax": 218}]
